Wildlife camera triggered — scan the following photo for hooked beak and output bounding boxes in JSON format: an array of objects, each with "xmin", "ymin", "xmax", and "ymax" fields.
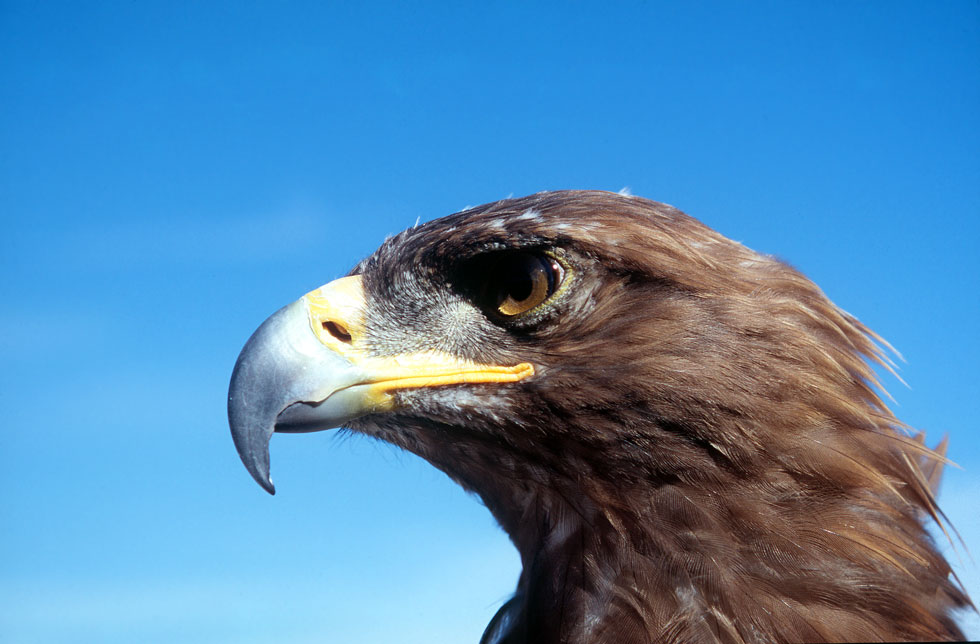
[{"xmin": 227, "ymin": 275, "xmax": 534, "ymax": 494}]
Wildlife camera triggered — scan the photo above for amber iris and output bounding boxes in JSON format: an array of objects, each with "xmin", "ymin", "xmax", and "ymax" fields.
[{"xmin": 489, "ymin": 253, "xmax": 564, "ymax": 317}]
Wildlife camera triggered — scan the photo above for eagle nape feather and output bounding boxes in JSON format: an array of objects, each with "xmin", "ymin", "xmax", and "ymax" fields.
[{"xmin": 228, "ymin": 190, "xmax": 972, "ymax": 643}]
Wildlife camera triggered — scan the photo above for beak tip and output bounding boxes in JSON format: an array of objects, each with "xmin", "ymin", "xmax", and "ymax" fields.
[
  {"xmin": 260, "ymin": 475, "xmax": 276, "ymax": 495},
  {"xmin": 255, "ymin": 472, "xmax": 276, "ymax": 496},
  {"xmin": 238, "ymin": 449, "xmax": 276, "ymax": 494},
  {"xmin": 228, "ymin": 404, "xmax": 278, "ymax": 495},
  {"xmin": 234, "ymin": 434, "xmax": 277, "ymax": 495}
]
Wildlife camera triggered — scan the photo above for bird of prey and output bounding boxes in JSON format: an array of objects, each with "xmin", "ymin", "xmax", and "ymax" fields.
[{"xmin": 228, "ymin": 190, "xmax": 970, "ymax": 643}]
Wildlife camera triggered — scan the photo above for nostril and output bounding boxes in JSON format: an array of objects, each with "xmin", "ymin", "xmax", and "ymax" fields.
[{"xmin": 322, "ymin": 320, "xmax": 353, "ymax": 343}]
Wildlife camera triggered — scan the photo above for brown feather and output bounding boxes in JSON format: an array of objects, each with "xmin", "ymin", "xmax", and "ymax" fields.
[{"xmin": 342, "ymin": 190, "xmax": 971, "ymax": 643}]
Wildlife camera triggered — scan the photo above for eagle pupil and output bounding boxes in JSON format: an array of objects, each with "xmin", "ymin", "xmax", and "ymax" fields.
[
  {"xmin": 491, "ymin": 253, "xmax": 560, "ymax": 317},
  {"xmin": 504, "ymin": 268, "xmax": 534, "ymax": 302}
]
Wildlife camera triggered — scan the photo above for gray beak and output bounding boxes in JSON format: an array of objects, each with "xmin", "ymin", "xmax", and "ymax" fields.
[{"xmin": 227, "ymin": 299, "xmax": 363, "ymax": 494}]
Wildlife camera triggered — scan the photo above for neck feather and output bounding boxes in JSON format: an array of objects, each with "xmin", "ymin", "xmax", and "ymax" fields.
[{"xmin": 462, "ymin": 440, "xmax": 967, "ymax": 644}]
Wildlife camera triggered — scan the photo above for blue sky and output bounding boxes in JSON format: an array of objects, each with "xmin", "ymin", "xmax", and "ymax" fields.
[{"xmin": 1, "ymin": 1, "xmax": 978, "ymax": 641}]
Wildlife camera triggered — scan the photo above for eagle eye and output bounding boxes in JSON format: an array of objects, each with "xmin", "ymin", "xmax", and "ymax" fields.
[{"xmin": 474, "ymin": 252, "xmax": 565, "ymax": 318}]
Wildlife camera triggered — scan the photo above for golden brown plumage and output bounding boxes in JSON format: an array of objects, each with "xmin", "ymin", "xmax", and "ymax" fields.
[{"xmin": 230, "ymin": 190, "xmax": 971, "ymax": 643}]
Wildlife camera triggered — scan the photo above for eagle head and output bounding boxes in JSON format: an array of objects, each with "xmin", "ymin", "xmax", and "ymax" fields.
[{"xmin": 228, "ymin": 190, "xmax": 969, "ymax": 643}]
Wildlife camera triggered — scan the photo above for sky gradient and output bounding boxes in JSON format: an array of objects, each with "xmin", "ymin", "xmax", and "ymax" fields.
[{"xmin": 2, "ymin": 2, "xmax": 978, "ymax": 641}]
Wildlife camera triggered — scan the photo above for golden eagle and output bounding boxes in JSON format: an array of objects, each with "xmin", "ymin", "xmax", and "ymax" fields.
[{"xmin": 228, "ymin": 190, "xmax": 969, "ymax": 643}]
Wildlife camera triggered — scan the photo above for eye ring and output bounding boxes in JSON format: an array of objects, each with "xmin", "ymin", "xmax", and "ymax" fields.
[{"xmin": 480, "ymin": 252, "xmax": 566, "ymax": 318}]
